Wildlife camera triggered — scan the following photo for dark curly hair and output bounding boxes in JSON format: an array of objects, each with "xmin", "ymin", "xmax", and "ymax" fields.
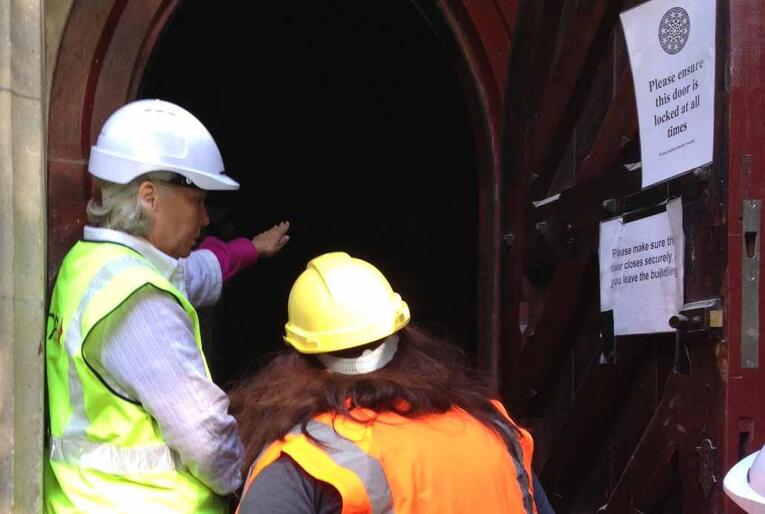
[{"xmin": 228, "ymin": 323, "xmax": 523, "ymax": 472}]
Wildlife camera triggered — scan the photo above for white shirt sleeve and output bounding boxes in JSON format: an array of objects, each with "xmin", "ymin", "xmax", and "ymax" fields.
[
  {"xmin": 84, "ymin": 285, "xmax": 243, "ymax": 495},
  {"xmin": 179, "ymin": 249, "xmax": 223, "ymax": 308}
]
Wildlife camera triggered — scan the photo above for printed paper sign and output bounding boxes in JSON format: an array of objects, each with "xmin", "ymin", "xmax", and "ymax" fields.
[
  {"xmin": 599, "ymin": 198, "xmax": 684, "ymax": 335},
  {"xmin": 621, "ymin": 0, "xmax": 716, "ymax": 188}
]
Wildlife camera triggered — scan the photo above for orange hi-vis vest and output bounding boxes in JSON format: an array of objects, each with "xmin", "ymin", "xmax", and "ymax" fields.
[{"xmin": 239, "ymin": 403, "xmax": 537, "ymax": 514}]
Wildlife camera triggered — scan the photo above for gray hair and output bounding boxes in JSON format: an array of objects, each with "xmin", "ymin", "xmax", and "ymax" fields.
[{"xmin": 86, "ymin": 171, "xmax": 176, "ymax": 237}]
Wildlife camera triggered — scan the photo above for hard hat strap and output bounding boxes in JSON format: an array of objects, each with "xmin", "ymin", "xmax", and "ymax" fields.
[{"xmin": 317, "ymin": 334, "xmax": 399, "ymax": 375}]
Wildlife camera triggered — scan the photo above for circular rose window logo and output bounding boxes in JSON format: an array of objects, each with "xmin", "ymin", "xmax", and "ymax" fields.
[{"xmin": 659, "ymin": 7, "xmax": 690, "ymax": 55}]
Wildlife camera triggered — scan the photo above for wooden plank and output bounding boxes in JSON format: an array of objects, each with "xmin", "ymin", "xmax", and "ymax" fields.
[
  {"xmin": 522, "ymin": 165, "xmax": 641, "ymax": 268},
  {"xmin": 605, "ymin": 342, "xmax": 671, "ymax": 493},
  {"xmin": 524, "ymin": 271, "xmax": 603, "ymax": 473},
  {"xmin": 602, "ymin": 334, "xmax": 725, "ymax": 513},
  {"xmin": 523, "ymin": 0, "xmax": 567, "ymax": 112},
  {"xmin": 507, "ymin": 253, "xmax": 594, "ymax": 414},
  {"xmin": 636, "ymin": 450, "xmax": 682, "ymax": 513},
  {"xmin": 497, "ymin": 0, "xmax": 547, "ymax": 393},
  {"xmin": 601, "ymin": 382, "xmax": 678, "ymax": 513},
  {"xmin": 576, "ymin": 69, "xmax": 638, "ymax": 183},
  {"xmin": 546, "ymin": 27, "xmax": 618, "ymax": 195},
  {"xmin": 525, "ymin": 0, "xmax": 621, "ymax": 197},
  {"xmin": 528, "ymin": 0, "xmax": 649, "ymax": 200},
  {"xmin": 540, "ymin": 341, "xmax": 647, "ymax": 509},
  {"xmin": 490, "ymin": 0, "xmax": 520, "ymax": 34},
  {"xmin": 542, "ymin": 13, "xmax": 635, "ymax": 194}
]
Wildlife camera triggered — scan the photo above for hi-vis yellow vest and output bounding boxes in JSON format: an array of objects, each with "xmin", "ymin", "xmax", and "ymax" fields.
[{"xmin": 44, "ymin": 241, "xmax": 226, "ymax": 514}]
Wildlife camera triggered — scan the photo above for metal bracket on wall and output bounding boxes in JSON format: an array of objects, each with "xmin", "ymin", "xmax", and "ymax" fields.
[{"xmin": 742, "ymin": 200, "xmax": 760, "ymax": 369}]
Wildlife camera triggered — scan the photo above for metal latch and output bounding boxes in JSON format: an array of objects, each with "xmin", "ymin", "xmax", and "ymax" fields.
[
  {"xmin": 668, "ymin": 298, "xmax": 723, "ymax": 374},
  {"xmin": 668, "ymin": 298, "xmax": 724, "ymax": 332}
]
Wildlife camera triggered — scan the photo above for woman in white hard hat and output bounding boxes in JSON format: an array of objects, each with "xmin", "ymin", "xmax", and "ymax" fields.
[
  {"xmin": 230, "ymin": 252, "xmax": 554, "ymax": 514},
  {"xmin": 44, "ymin": 99, "xmax": 289, "ymax": 514}
]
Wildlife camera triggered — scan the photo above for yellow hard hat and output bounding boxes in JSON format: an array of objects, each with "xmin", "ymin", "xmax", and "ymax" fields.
[{"xmin": 284, "ymin": 252, "xmax": 410, "ymax": 354}]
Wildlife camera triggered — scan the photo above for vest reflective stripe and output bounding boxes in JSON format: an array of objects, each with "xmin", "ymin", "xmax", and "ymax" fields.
[
  {"xmin": 45, "ymin": 241, "xmax": 223, "ymax": 514},
  {"xmin": 239, "ymin": 422, "xmax": 390, "ymax": 514},
  {"xmin": 49, "ymin": 436, "xmax": 178, "ymax": 475},
  {"xmin": 240, "ymin": 408, "xmax": 537, "ymax": 514},
  {"xmin": 295, "ymin": 421, "xmax": 394, "ymax": 514},
  {"xmin": 491, "ymin": 401, "xmax": 536, "ymax": 514},
  {"xmin": 60, "ymin": 255, "xmax": 148, "ymax": 439},
  {"xmin": 495, "ymin": 419, "xmax": 535, "ymax": 514}
]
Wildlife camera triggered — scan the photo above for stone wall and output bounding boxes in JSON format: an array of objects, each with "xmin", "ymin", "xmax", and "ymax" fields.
[{"xmin": 0, "ymin": 0, "xmax": 46, "ymax": 511}]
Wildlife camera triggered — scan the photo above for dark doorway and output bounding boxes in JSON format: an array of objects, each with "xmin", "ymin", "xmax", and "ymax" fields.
[{"xmin": 139, "ymin": 1, "xmax": 478, "ymax": 384}]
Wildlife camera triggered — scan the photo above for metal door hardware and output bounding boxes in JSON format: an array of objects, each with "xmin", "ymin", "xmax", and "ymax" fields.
[
  {"xmin": 742, "ymin": 200, "xmax": 760, "ymax": 368},
  {"xmin": 669, "ymin": 298, "xmax": 723, "ymax": 375},
  {"xmin": 668, "ymin": 298, "xmax": 724, "ymax": 332}
]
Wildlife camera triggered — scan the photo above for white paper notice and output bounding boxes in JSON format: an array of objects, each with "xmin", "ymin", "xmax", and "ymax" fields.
[
  {"xmin": 599, "ymin": 198, "xmax": 684, "ymax": 335},
  {"xmin": 621, "ymin": 0, "xmax": 715, "ymax": 188}
]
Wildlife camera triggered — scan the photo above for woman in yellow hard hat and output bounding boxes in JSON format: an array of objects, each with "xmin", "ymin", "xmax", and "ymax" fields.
[{"xmin": 230, "ymin": 252, "xmax": 554, "ymax": 514}]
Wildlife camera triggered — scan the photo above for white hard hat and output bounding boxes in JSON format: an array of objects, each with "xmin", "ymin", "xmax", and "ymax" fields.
[
  {"xmin": 88, "ymin": 99, "xmax": 239, "ymax": 190},
  {"xmin": 724, "ymin": 451, "xmax": 765, "ymax": 513}
]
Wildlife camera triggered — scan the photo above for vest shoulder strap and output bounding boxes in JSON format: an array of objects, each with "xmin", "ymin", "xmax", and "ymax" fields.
[
  {"xmin": 243, "ymin": 420, "xmax": 392, "ymax": 514},
  {"xmin": 66, "ymin": 242, "xmax": 193, "ymax": 346}
]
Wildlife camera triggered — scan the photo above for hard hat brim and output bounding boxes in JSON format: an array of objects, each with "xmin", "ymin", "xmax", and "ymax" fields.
[
  {"xmin": 183, "ymin": 168, "xmax": 240, "ymax": 191},
  {"xmin": 284, "ymin": 309, "xmax": 410, "ymax": 354},
  {"xmin": 89, "ymin": 146, "xmax": 240, "ymax": 191},
  {"xmin": 724, "ymin": 451, "xmax": 765, "ymax": 513}
]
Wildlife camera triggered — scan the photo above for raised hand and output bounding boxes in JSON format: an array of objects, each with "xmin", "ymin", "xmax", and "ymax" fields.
[{"xmin": 251, "ymin": 221, "xmax": 290, "ymax": 257}]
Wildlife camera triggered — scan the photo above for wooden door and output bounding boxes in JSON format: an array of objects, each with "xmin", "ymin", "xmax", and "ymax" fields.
[{"xmin": 496, "ymin": 1, "xmax": 742, "ymax": 512}]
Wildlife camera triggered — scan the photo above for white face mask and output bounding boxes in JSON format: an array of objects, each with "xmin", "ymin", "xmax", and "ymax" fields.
[{"xmin": 317, "ymin": 334, "xmax": 399, "ymax": 375}]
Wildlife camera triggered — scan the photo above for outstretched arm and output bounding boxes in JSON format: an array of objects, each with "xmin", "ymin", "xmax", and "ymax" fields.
[{"xmin": 181, "ymin": 221, "xmax": 291, "ymax": 306}]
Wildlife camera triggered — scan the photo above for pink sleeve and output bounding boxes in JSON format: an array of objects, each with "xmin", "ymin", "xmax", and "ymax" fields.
[{"xmin": 198, "ymin": 236, "xmax": 258, "ymax": 282}]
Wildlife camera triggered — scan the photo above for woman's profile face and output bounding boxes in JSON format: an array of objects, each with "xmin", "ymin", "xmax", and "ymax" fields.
[{"xmin": 143, "ymin": 180, "xmax": 209, "ymax": 258}]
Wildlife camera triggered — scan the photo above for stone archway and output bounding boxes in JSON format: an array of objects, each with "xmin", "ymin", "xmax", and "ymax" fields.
[
  {"xmin": 47, "ymin": 0, "xmax": 182, "ymax": 281},
  {"xmin": 0, "ymin": 0, "xmax": 519, "ymax": 508},
  {"xmin": 47, "ymin": 0, "xmax": 518, "ymax": 379}
]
